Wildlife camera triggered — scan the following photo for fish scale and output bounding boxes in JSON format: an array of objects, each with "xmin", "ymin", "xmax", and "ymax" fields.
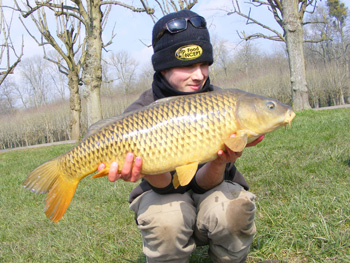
[{"xmin": 23, "ymin": 89, "xmax": 295, "ymax": 222}]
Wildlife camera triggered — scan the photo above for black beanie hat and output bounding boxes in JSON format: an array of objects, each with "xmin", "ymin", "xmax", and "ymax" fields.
[{"xmin": 151, "ymin": 10, "xmax": 213, "ymax": 72}]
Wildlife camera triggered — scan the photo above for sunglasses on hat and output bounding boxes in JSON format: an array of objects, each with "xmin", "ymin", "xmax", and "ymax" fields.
[{"xmin": 153, "ymin": 16, "xmax": 207, "ymax": 46}]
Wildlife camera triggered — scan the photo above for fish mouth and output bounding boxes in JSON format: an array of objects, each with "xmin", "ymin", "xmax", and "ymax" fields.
[{"xmin": 284, "ymin": 110, "xmax": 296, "ymax": 128}]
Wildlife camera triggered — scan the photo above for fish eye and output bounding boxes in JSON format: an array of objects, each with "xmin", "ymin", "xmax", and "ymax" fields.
[{"xmin": 266, "ymin": 101, "xmax": 275, "ymax": 110}]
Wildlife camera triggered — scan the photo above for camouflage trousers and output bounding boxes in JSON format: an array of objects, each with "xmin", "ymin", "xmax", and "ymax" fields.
[{"xmin": 129, "ymin": 181, "xmax": 256, "ymax": 263}]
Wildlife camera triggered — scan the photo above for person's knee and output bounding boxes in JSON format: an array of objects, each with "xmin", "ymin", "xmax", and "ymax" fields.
[
  {"xmin": 137, "ymin": 201, "xmax": 196, "ymax": 258},
  {"xmin": 143, "ymin": 209, "xmax": 194, "ymax": 246},
  {"xmin": 225, "ymin": 196, "xmax": 256, "ymax": 236},
  {"xmin": 206, "ymin": 196, "xmax": 256, "ymax": 261},
  {"xmin": 204, "ymin": 191, "xmax": 256, "ymax": 238}
]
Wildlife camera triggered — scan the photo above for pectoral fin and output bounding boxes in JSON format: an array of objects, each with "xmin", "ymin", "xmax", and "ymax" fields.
[
  {"xmin": 223, "ymin": 133, "xmax": 248, "ymax": 152},
  {"xmin": 91, "ymin": 164, "xmax": 111, "ymax": 178},
  {"xmin": 173, "ymin": 162, "xmax": 199, "ymax": 189}
]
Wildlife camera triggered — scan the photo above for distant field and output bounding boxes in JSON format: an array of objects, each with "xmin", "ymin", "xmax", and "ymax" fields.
[{"xmin": 0, "ymin": 108, "xmax": 349, "ymax": 263}]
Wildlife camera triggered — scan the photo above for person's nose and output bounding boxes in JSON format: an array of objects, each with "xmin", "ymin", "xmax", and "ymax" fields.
[{"xmin": 191, "ymin": 65, "xmax": 205, "ymax": 81}]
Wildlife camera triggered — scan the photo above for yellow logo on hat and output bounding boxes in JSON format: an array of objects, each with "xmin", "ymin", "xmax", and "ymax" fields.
[{"xmin": 175, "ymin": 45, "xmax": 203, "ymax": 61}]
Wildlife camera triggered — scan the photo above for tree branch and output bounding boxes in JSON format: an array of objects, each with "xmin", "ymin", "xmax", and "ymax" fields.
[
  {"xmin": 100, "ymin": 0, "xmax": 155, "ymax": 14},
  {"xmin": 228, "ymin": 0, "xmax": 285, "ymax": 42},
  {"xmin": 16, "ymin": 0, "xmax": 79, "ymax": 18},
  {"xmin": 0, "ymin": 54, "xmax": 22, "ymax": 85},
  {"xmin": 238, "ymin": 31, "xmax": 284, "ymax": 42},
  {"xmin": 267, "ymin": 0, "xmax": 283, "ymax": 27}
]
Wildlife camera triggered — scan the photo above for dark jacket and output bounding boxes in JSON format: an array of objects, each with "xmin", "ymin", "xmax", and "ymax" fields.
[{"xmin": 127, "ymin": 87, "xmax": 249, "ymax": 203}]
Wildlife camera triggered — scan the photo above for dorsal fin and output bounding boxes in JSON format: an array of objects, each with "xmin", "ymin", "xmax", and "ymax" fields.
[
  {"xmin": 82, "ymin": 95, "xmax": 181, "ymax": 141},
  {"xmin": 153, "ymin": 96, "xmax": 178, "ymax": 104},
  {"xmin": 82, "ymin": 115, "xmax": 124, "ymax": 141}
]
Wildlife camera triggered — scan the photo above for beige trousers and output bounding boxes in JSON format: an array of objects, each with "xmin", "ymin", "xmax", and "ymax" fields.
[{"xmin": 130, "ymin": 181, "xmax": 256, "ymax": 263}]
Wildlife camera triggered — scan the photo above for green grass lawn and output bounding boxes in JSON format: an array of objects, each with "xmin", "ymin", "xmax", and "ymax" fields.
[{"xmin": 1, "ymin": 108, "xmax": 349, "ymax": 262}]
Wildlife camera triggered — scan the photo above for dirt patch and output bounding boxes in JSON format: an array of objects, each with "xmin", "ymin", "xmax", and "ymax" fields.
[
  {"xmin": 313, "ymin": 104, "xmax": 350, "ymax": 111},
  {"xmin": 0, "ymin": 140, "xmax": 77, "ymax": 153}
]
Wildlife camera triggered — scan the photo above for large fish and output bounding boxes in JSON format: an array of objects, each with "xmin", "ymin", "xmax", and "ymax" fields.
[{"xmin": 24, "ymin": 89, "xmax": 295, "ymax": 222}]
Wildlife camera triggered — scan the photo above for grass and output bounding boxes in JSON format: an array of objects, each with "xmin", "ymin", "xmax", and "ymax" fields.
[{"xmin": 1, "ymin": 108, "xmax": 349, "ymax": 262}]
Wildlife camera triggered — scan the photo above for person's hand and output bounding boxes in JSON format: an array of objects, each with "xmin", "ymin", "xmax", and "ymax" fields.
[
  {"xmin": 98, "ymin": 153, "xmax": 172, "ymax": 188},
  {"xmin": 214, "ymin": 134, "xmax": 265, "ymax": 165},
  {"xmin": 216, "ymin": 145, "xmax": 242, "ymax": 165},
  {"xmin": 97, "ymin": 153, "xmax": 143, "ymax": 182}
]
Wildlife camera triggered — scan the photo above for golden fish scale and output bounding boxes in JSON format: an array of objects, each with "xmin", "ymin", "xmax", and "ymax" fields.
[{"xmin": 60, "ymin": 90, "xmax": 239, "ymax": 180}]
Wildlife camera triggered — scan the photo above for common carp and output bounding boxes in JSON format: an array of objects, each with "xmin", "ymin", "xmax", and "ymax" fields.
[{"xmin": 24, "ymin": 89, "xmax": 295, "ymax": 222}]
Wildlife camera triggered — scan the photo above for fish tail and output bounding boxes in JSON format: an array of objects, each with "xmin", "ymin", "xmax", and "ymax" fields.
[
  {"xmin": 45, "ymin": 175, "xmax": 78, "ymax": 222},
  {"xmin": 24, "ymin": 157, "xmax": 79, "ymax": 222}
]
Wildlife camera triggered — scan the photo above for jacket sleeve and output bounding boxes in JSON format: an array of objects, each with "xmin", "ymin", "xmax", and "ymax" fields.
[{"xmin": 188, "ymin": 162, "xmax": 249, "ymax": 194}]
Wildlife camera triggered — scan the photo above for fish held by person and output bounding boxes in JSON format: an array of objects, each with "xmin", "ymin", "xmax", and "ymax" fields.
[{"xmin": 23, "ymin": 89, "xmax": 296, "ymax": 222}]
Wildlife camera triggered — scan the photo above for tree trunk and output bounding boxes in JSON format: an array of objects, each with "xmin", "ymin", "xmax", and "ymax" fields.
[
  {"xmin": 68, "ymin": 72, "xmax": 81, "ymax": 140},
  {"xmin": 339, "ymin": 26, "xmax": 348, "ymax": 104},
  {"xmin": 282, "ymin": 0, "xmax": 311, "ymax": 110},
  {"xmin": 339, "ymin": 86, "xmax": 345, "ymax": 105},
  {"xmin": 81, "ymin": 0, "xmax": 103, "ymax": 128}
]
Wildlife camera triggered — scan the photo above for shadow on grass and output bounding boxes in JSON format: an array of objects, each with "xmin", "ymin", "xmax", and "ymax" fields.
[
  {"xmin": 119, "ymin": 246, "xmax": 211, "ymax": 262},
  {"xmin": 119, "ymin": 254, "xmax": 145, "ymax": 262},
  {"xmin": 344, "ymin": 157, "xmax": 350, "ymax": 167}
]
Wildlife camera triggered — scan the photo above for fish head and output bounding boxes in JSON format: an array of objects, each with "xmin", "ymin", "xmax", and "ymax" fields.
[{"xmin": 235, "ymin": 91, "xmax": 296, "ymax": 136}]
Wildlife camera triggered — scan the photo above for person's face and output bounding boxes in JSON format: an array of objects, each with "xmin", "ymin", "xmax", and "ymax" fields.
[{"xmin": 161, "ymin": 63, "xmax": 209, "ymax": 92}]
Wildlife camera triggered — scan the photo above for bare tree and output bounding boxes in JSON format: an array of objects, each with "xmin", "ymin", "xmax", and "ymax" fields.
[
  {"xmin": 304, "ymin": 6, "xmax": 334, "ymax": 64},
  {"xmin": 326, "ymin": 0, "xmax": 348, "ymax": 104},
  {"xmin": 12, "ymin": 1, "xmax": 87, "ymax": 139},
  {"xmin": 228, "ymin": 0, "xmax": 326, "ymax": 110},
  {"xmin": 17, "ymin": 56, "xmax": 53, "ymax": 107},
  {"xmin": 14, "ymin": 0, "xmax": 154, "ymax": 131},
  {"xmin": 13, "ymin": 1, "xmax": 86, "ymax": 139},
  {"xmin": 106, "ymin": 50, "xmax": 139, "ymax": 94},
  {"xmin": 235, "ymin": 41, "xmax": 258, "ymax": 78},
  {"xmin": 210, "ymin": 37, "xmax": 233, "ymax": 81},
  {"xmin": 304, "ymin": 1, "xmax": 349, "ymax": 106},
  {"xmin": 327, "ymin": 0, "xmax": 348, "ymax": 76},
  {"xmin": 0, "ymin": 78, "xmax": 16, "ymax": 112},
  {"xmin": 46, "ymin": 53, "xmax": 68, "ymax": 101},
  {"xmin": 0, "ymin": 0, "xmax": 23, "ymax": 85}
]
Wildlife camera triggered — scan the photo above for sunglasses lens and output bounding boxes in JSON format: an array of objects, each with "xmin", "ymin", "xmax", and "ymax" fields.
[
  {"xmin": 167, "ymin": 18, "xmax": 187, "ymax": 33},
  {"xmin": 190, "ymin": 16, "xmax": 206, "ymax": 28},
  {"xmin": 154, "ymin": 16, "xmax": 207, "ymax": 46}
]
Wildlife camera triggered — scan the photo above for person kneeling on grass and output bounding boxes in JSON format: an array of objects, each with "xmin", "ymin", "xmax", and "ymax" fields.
[{"xmin": 98, "ymin": 9, "xmax": 264, "ymax": 263}]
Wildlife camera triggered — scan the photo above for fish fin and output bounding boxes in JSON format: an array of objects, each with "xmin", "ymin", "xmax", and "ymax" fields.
[
  {"xmin": 153, "ymin": 96, "xmax": 178, "ymax": 104},
  {"xmin": 45, "ymin": 176, "xmax": 79, "ymax": 223},
  {"xmin": 83, "ymin": 117, "xmax": 121, "ymax": 140},
  {"xmin": 224, "ymin": 133, "xmax": 248, "ymax": 152},
  {"xmin": 175, "ymin": 162, "xmax": 199, "ymax": 187},
  {"xmin": 23, "ymin": 157, "xmax": 79, "ymax": 223},
  {"xmin": 172, "ymin": 173, "xmax": 180, "ymax": 189},
  {"xmin": 83, "ymin": 111, "xmax": 135, "ymax": 141},
  {"xmin": 91, "ymin": 165, "xmax": 110, "ymax": 179},
  {"xmin": 24, "ymin": 158, "xmax": 61, "ymax": 194}
]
